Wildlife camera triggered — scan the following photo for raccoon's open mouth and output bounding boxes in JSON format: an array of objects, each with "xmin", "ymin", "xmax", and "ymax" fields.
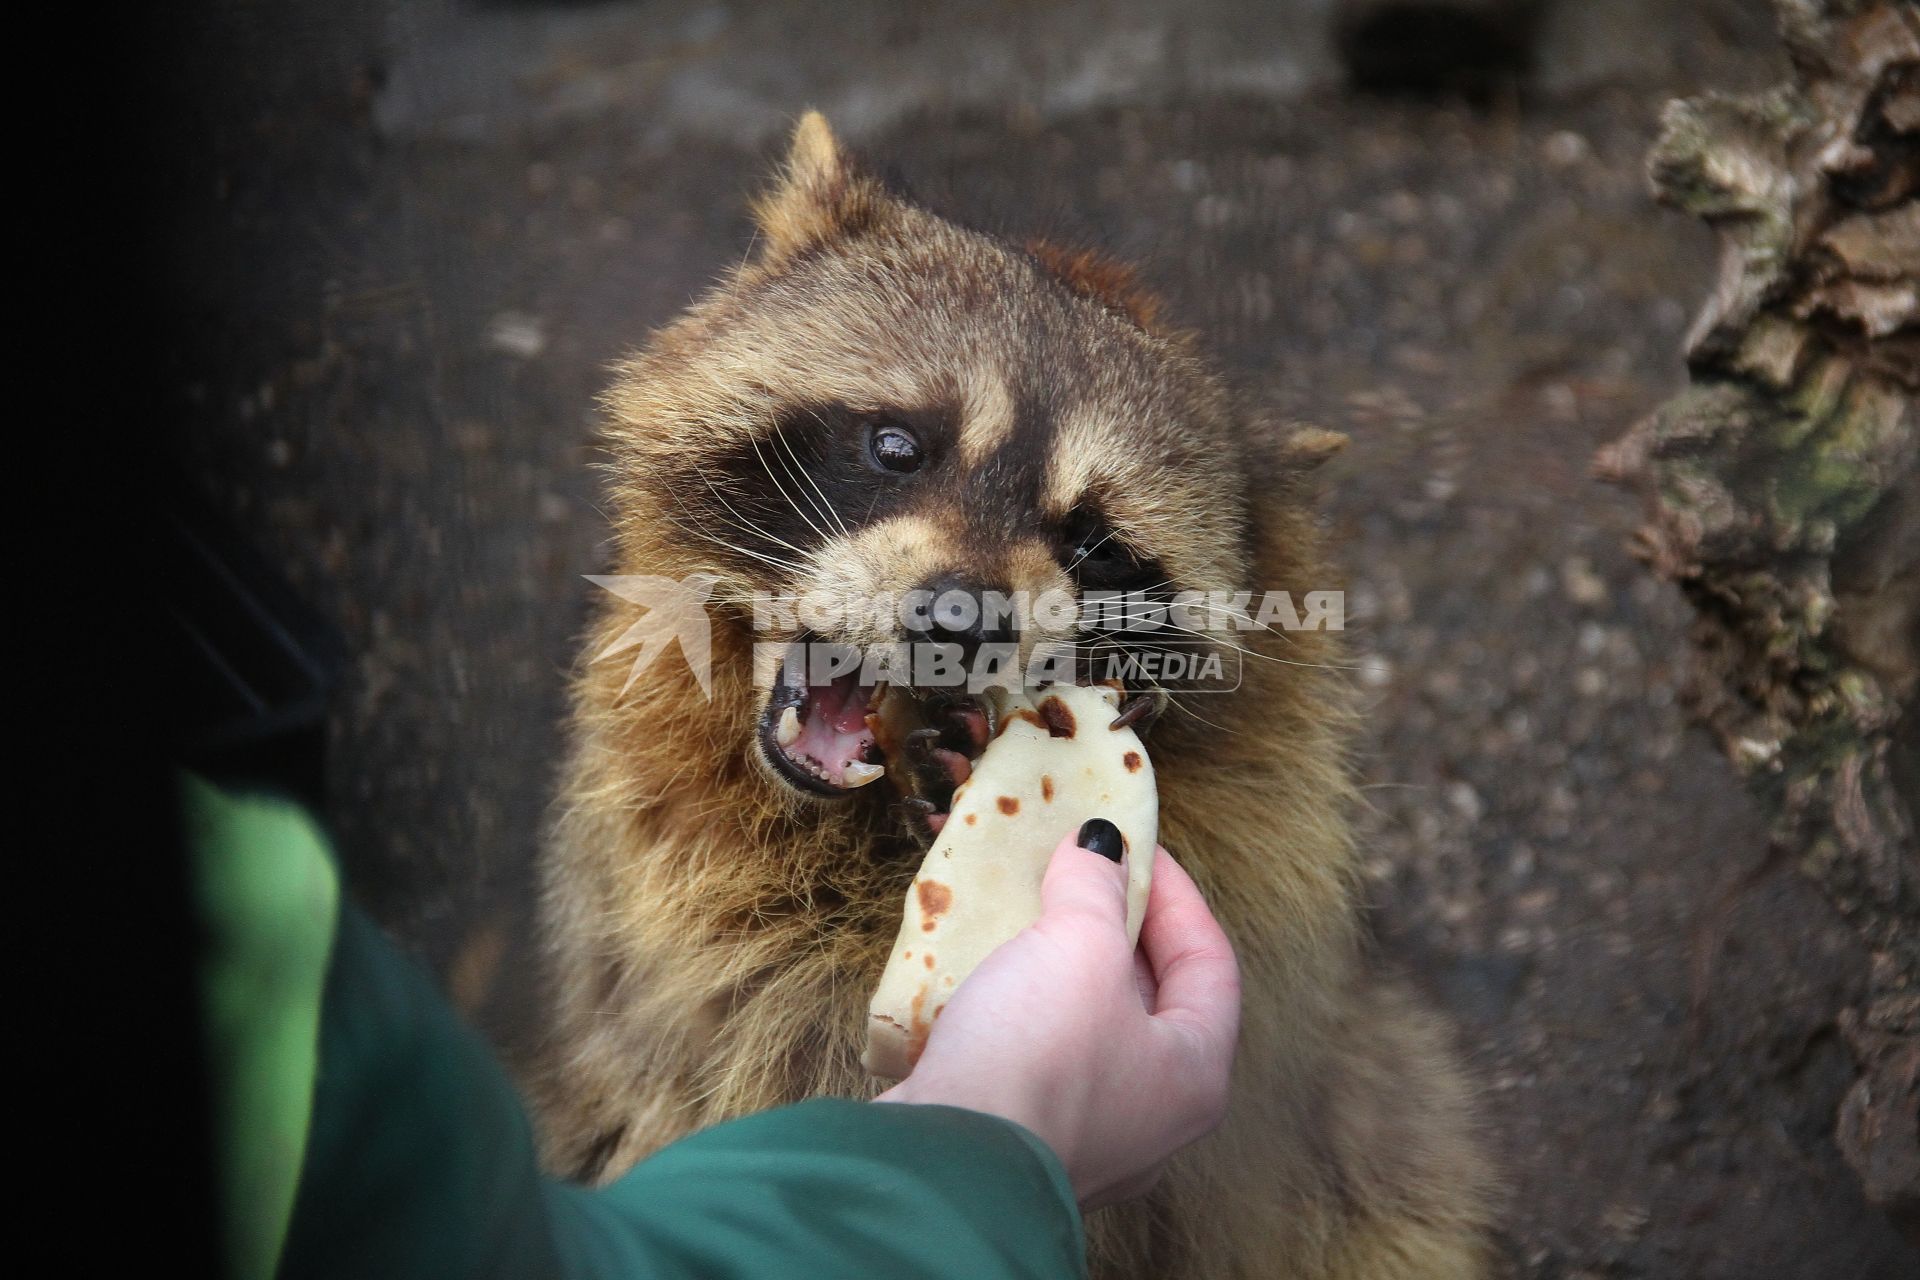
[
  {"xmin": 759, "ymin": 655, "xmax": 889, "ymax": 796},
  {"xmin": 755, "ymin": 638, "xmax": 994, "ymax": 835}
]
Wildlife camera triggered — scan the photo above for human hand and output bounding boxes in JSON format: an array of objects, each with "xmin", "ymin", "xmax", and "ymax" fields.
[{"xmin": 875, "ymin": 823, "xmax": 1241, "ymax": 1208}]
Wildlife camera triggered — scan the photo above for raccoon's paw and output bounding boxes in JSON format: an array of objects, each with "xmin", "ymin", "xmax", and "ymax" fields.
[{"xmin": 897, "ymin": 710, "xmax": 990, "ymax": 842}]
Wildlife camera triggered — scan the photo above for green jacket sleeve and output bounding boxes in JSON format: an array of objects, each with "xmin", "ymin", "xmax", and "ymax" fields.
[
  {"xmin": 187, "ymin": 781, "xmax": 1085, "ymax": 1280},
  {"xmin": 548, "ymin": 1100, "xmax": 1085, "ymax": 1280}
]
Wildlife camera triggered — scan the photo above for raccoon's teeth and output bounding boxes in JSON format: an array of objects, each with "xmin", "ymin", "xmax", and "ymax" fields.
[
  {"xmin": 842, "ymin": 761, "xmax": 885, "ymax": 788},
  {"xmin": 777, "ymin": 706, "xmax": 803, "ymax": 748}
]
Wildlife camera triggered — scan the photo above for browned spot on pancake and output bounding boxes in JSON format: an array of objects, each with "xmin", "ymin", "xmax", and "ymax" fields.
[
  {"xmin": 1007, "ymin": 708, "xmax": 1048, "ymax": 732},
  {"xmin": 997, "ymin": 795, "xmax": 1020, "ymax": 815},
  {"xmin": 909, "ymin": 988, "xmax": 930, "ymax": 1056},
  {"xmin": 964, "ymin": 813, "xmax": 977, "ymax": 826},
  {"xmin": 916, "ymin": 880, "xmax": 953, "ymax": 928},
  {"xmin": 1041, "ymin": 775, "xmax": 1055, "ymax": 801},
  {"xmin": 924, "ymin": 953, "xmax": 936, "ymax": 969},
  {"xmin": 1123, "ymin": 751, "xmax": 1143, "ymax": 773},
  {"xmin": 903, "ymin": 950, "xmax": 912, "ymax": 959},
  {"xmin": 1038, "ymin": 696, "xmax": 1076, "ymax": 738}
]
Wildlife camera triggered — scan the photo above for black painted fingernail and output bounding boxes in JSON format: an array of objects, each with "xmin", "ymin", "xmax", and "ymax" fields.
[{"xmin": 1078, "ymin": 818, "xmax": 1123, "ymax": 862}]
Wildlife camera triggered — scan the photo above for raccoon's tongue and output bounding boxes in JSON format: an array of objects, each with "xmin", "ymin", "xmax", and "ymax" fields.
[{"xmin": 775, "ymin": 672, "xmax": 883, "ymax": 790}]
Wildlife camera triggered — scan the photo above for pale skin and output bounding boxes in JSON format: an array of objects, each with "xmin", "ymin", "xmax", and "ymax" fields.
[{"xmin": 877, "ymin": 834, "xmax": 1243, "ymax": 1209}]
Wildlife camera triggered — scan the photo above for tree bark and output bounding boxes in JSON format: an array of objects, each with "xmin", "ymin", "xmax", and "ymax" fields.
[{"xmin": 1596, "ymin": 0, "xmax": 1918, "ymax": 1240}]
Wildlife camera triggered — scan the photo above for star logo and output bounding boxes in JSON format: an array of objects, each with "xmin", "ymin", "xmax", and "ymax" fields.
[{"xmin": 585, "ymin": 574, "xmax": 719, "ymax": 699}]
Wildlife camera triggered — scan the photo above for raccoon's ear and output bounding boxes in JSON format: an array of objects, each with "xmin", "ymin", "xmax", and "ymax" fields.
[
  {"xmin": 1250, "ymin": 422, "xmax": 1347, "ymax": 496},
  {"xmin": 1273, "ymin": 424, "xmax": 1348, "ymax": 470},
  {"xmin": 750, "ymin": 112, "xmax": 891, "ymax": 264},
  {"xmin": 1027, "ymin": 240, "xmax": 1167, "ymax": 332}
]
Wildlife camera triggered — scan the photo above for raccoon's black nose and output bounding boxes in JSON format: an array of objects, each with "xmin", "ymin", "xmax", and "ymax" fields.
[{"xmin": 910, "ymin": 575, "xmax": 1019, "ymax": 658}]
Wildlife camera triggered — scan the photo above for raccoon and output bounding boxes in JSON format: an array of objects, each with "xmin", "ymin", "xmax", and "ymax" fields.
[{"xmin": 529, "ymin": 112, "xmax": 1492, "ymax": 1279}]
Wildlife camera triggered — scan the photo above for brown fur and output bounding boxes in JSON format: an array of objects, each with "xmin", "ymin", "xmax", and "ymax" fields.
[
  {"xmin": 1027, "ymin": 239, "xmax": 1169, "ymax": 332},
  {"xmin": 528, "ymin": 112, "xmax": 1493, "ymax": 1278}
]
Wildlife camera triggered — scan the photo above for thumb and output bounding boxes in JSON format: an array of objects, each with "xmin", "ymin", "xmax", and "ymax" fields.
[{"xmin": 1037, "ymin": 819, "xmax": 1130, "ymax": 934}]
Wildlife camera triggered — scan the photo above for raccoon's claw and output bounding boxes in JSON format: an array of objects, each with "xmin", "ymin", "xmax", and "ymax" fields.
[
  {"xmin": 900, "ymin": 795, "xmax": 946, "ymax": 845},
  {"xmin": 901, "ymin": 726, "xmax": 969, "ymax": 784},
  {"xmin": 1109, "ymin": 689, "xmax": 1168, "ymax": 737},
  {"xmin": 902, "ymin": 727, "xmax": 942, "ymax": 790},
  {"xmin": 899, "ymin": 723, "xmax": 977, "ymax": 841}
]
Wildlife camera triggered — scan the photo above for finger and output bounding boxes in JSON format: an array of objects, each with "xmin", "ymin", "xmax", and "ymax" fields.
[
  {"xmin": 1037, "ymin": 823, "xmax": 1130, "ymax": 936},
  {"xmin": 1139, "ymin": 846, "xmax": 1241, "ymax": 1061},
  {"xmin": 1132, "ymin": 946, "xmax": 1158, "ymax": 1012}
]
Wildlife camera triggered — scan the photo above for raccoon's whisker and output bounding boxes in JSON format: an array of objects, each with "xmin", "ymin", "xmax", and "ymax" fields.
[
  {"xmin": 777, "ymin": 458, "xmax": 843, "ymax": 545},
  {"xmin": 652, "ymin": 501, "xmax": 724, "ymax": 550},
  {"xmin": 1165, "ymin": 693, "xmax": 1239, "ymax": 736},
  {"xmin": 1071, "ymin": 576, "xmax": 1178, "ymax": 609},
  {"xmin": 1193, "ymin": 600, "xmax": 1318, "ymax": 648},
  {"xmin": 658, "ymin": 500, "xmax": 807, "ymax": 574},
  {"xmin": 1122, "ymin": 618, "xmax": 1351, "ymax": 671},
  {"xmin": 1076, "ymin": 623, "xmax": 1345, "ymax": 673},
  {"xmin": 1191, "ymin": 596, "xmax": 1355, "ymax": 658},
  {"xmin": 682, "ymin": 461, "xmax": 814, "ymax": 563},
  {"xmin": 679, "ymin": 458, "xmax": 791, "ymax": 545},
  {"xmin": 701, "ymin": 477, "xmax": 815, "ymax": 558},
  {"xmin": 657, "ymin": 501, "xmax": 800, "ymax": 572},
  {"xmin": 667, "ymin": 466, "xmax": 772, "ymax": 551},
  {"xmin": 747, "ymin": 435, "xmax": 836, "ymax": 549},
  {"xmin": 781, "ymin": 417, "xmax": 851, "ymax": 538},
  {"xmin": 1069, "ymin": 580, "xmax": 1176, "ymax": 636},
  {"xmin": 700, "ymin": 592, "xmax": 833, "ymax": 617},
  {"xmin": 1077, "ymin": 587, "xmax": 1352, "ymax": 672},
  {"xmin": 1084, "ymin": 657, "xmax": 1238, "ymax": 739},
  {"xmin": 713, "ymin": 531, "xmax": 807, "ymax": 572},
  {"xmin": 1082, "ymin": 582, "xmax": 1331, "ymax": 653},
  {"xmin": 704, "ymin": 592, "xmax": 790, "ymax": 609}
]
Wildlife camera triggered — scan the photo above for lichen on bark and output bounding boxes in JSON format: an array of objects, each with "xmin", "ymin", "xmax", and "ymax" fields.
[{"xmin": 1596, "ymin": 0, "xmax": 1918, "ymax": 1240}]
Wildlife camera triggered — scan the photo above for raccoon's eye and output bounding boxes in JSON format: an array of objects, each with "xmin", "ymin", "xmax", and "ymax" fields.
[
  {"xmin": 867, "ymin": 420, "xmax": 925, "ymax": 474},
  {"xmin": 1060, "ymin": 507, "xmax": 1150, "ymax": 589},
  {"xmin": 1073, "ymin": 530, "xmax": 1121, "ymax": 569},
  {"xmin": 1063, "ymin": 508, "xmax": 1116, "ymax": 565}
]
